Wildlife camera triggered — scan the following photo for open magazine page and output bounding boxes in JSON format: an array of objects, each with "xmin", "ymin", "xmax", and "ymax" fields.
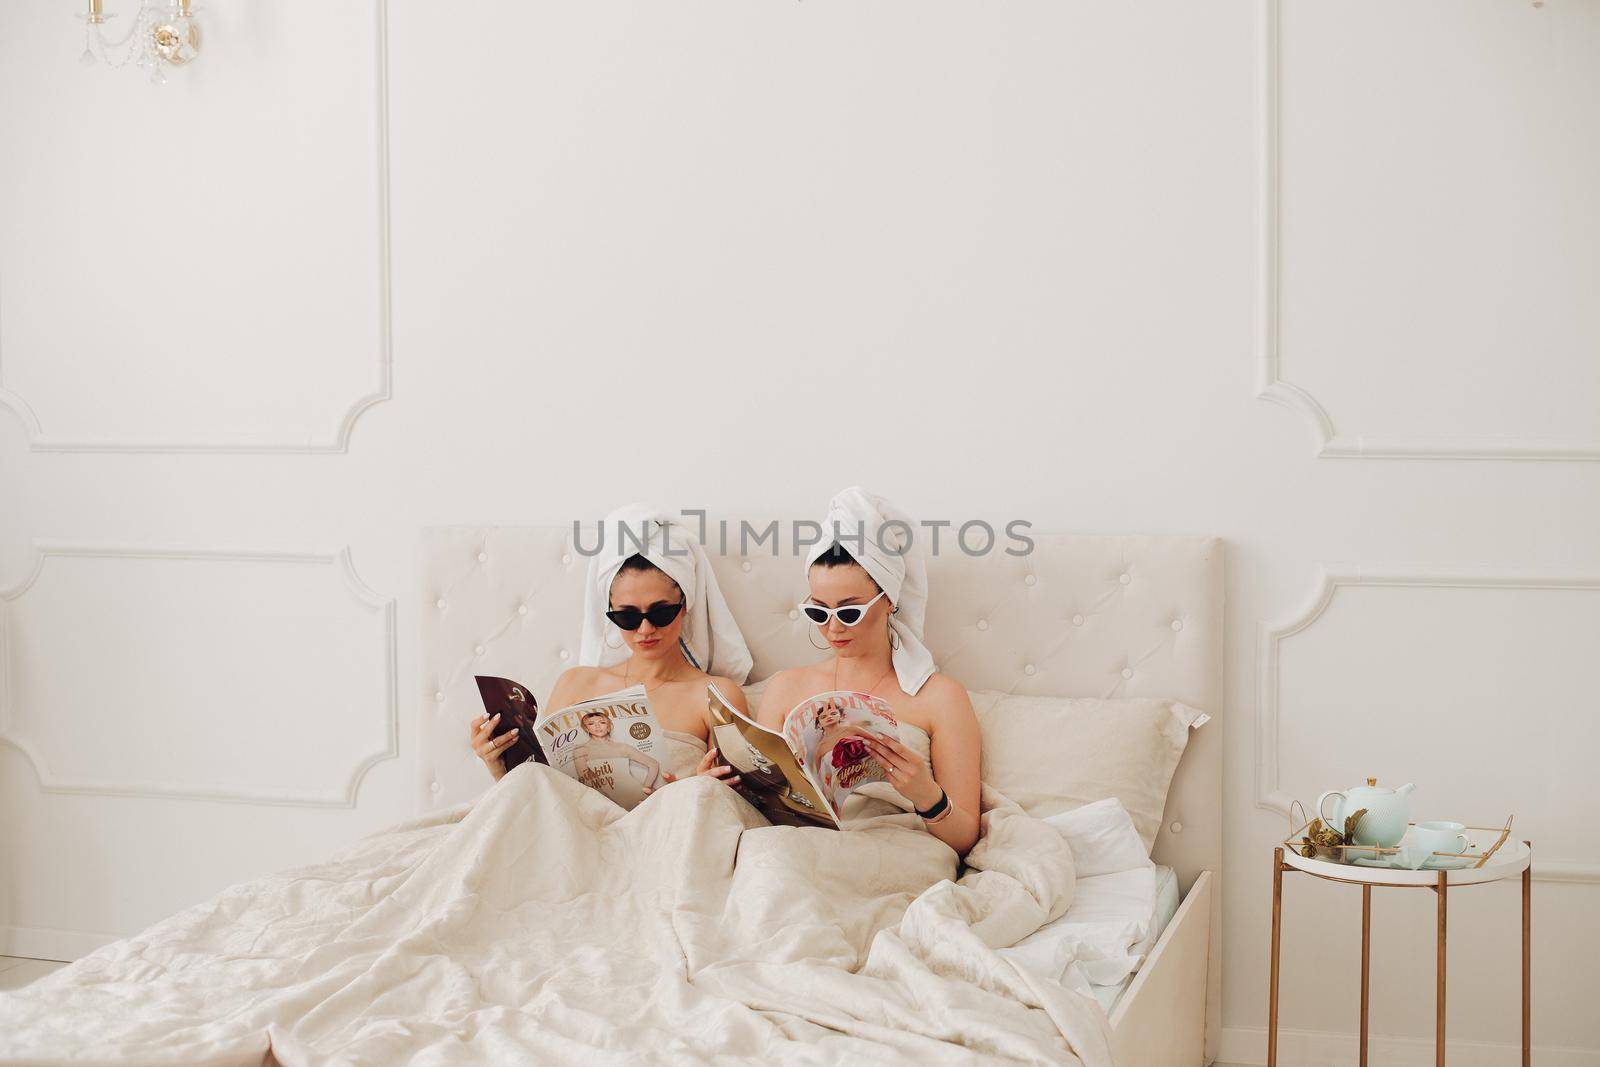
[
  {"xmin": 534, "ymin": 684, "xmax": 665, "ymax": 810},
  {"xmin": 781, "ymin": 691, "xmax": 901, "ymax": 820},
  {"xmin": 473, "ymin": 676, "xmax": 548, "ymax": 773},
  {"xmin": 706, "ymin": 683, "xmax": 841, "ymax": 829}
]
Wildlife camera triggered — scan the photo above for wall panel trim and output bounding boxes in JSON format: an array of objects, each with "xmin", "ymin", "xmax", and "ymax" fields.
[
  {"xmin": 0, "ymin": 542, "xmax": 397, "ymax": 808},
  {"xmin": 1252, "ymin": 0, "xmax": 1600, "ymax": 462},
  {"xmin": 0, "ymin": 0, "xmax": 391, "ymax": 454},
  {"xmin": 1256, "ymin": 564, "xmax": 1600, "ymax": 885}
]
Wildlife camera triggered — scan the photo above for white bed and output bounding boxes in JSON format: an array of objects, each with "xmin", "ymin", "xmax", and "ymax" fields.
[
  {"xmin": 418, "ymin": 526, "xmax": 1224, "ymax": 1065},
  {"xmin": 0, "ymin": 526, "xmax": 1221, "ymax": 1066}
]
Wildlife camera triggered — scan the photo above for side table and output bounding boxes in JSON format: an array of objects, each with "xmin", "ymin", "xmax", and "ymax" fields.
[{"xmin": 1267, "ymin": 839, "xmax": 1532, "ymax": 1066}]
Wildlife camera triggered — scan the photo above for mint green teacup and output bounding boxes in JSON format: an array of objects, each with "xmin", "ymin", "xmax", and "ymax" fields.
[{"xmin": 1414, "ymin": 820, "xmax": 1468, "ymax": 858}]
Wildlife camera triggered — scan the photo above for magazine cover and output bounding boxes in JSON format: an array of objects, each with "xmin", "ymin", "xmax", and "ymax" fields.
[
  {"xmin": 782, "ymin": 690, "xmax": 901, "ymax": 819},
  {"xmin": 706, "ymin": 684, "xmax": 901, "ymax": 829},
  {"xmin": 534, "ymin": 685, "xmax": 665, "ymax": 810},
  {"xmin": 473, "ymin": 676, "xmax": 548, "ymax": 773}
]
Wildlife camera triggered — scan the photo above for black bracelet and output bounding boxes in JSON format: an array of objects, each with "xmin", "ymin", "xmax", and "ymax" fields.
[{"xmin": 915, "ymin": 788, "xmax": 949, "ymax": 821}]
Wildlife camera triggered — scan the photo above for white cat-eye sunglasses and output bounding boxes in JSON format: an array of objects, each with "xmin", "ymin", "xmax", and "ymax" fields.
[{"xmin": 798, "ymin": 590, "xmax": 888, "ymax": 627}]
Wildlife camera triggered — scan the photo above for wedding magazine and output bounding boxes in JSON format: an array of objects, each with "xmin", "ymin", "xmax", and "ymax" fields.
[
  {"xmin": 706, "ymin": 684, "xmax": 902, "ymax": 829},
  {"xmin": 473, "ymin": 678, "xmax": 666, "ymax": 811},
  {"xmin": 533, "ymin": 684, "xmax": 667, "ymax": 810}
]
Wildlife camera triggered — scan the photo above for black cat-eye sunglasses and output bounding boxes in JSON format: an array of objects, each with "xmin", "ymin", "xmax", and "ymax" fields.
[{"xmin": 605, "ymin": 599, "xmax": 686, "ymax": 631}]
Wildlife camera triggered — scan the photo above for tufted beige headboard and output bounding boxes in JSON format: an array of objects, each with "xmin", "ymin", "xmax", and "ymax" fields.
[{"xmin": 418, "ymin": 526, "xmax": 1223, "ymax": 892}]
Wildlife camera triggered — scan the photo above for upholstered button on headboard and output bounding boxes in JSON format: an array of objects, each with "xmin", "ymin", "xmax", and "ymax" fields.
[{"xmin": 418, "ymin": 527, "xmax": 1223, "ymax": 887}]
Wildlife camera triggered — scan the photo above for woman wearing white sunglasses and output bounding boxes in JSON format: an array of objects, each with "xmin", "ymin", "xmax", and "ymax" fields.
[{"xmin": 756, "ymin": 488, "xmax": 982, "ymax": 856}]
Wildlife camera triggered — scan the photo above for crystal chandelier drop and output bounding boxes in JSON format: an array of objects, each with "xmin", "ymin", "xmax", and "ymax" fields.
[{"xmin": 78, "ymin": 0, "xmax": 201, "ymax": 85}]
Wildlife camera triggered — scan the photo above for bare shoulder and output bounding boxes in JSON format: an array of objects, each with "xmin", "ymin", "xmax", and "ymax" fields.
[
  {"xmin": 918, "ymin": 671, "xmax": 969, "ymax": 702},
  {"xmin": 761, "ymin": 664, "xmax": 829, "ymax": 704},
  {"xmin": 705, "ymin": 674, "xmax": 749, "ymax": 712},
  {"xmin": 554, "ymin": 665, "xmax": 604, "ymax": 690},
  {"xmin": 915, "ymin": 673, "xmax": 976, "ymax": 722},
  {"xmin": 755, "ymin": 668, "xmax": 801, "ymax": 709},
  {"xmin": 548, "ymin": 665, "xmax": 619, "ymax": 707},
  {"xmin": 754, "ymin": 665, "xmax": 824, "ymax": 727}
]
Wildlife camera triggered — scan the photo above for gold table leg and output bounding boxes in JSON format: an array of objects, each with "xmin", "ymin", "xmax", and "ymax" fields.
[
  {"xmin": 1269, "ymin": 847, "xmax": 1283, "ymax": 1067},
  {"xmin": 1437, "ymin": 870, "xmax": 1448, "ymax": 1067},
  {"xmin": 1361, "ymin": 883, "xmax": 1371, "ymax": 1067},
  {"xmin": 1523, "ymin": 841, "xmax": 1532, "ymax": 1067},
  {"xmin": 1268, "ymin": 842, "xmax": 1529, "ymax": 1067}
]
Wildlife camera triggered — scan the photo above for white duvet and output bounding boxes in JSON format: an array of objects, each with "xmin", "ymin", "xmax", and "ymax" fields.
[{"xmin": 0, "ymin": 764, "xmax": 1113, "ymax": 1066}]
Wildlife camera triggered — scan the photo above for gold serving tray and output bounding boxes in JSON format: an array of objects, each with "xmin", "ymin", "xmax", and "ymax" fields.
[{"xmin": 1282, "ymin": 801, "xmax": 1514, "ymax": 871}]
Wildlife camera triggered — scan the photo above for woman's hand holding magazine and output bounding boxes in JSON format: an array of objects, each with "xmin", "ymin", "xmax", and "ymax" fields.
[
  {"xmin": 861, "ymin": 733, "xmax": 940, "ymax": 812},
  {"xmin": 470, "ymin": 712, "xmax": 517, "ymax": 781},
  {"xmin": 644, "ymin": 746, "xmax": 742, "ymax": 795},
  {"xmin": 471, "ymin": 677, "xmax": 548, "ymax": 782},
  {"xmin": 706, "ymin": 683, "xmax": 905, "ymax": 829}
]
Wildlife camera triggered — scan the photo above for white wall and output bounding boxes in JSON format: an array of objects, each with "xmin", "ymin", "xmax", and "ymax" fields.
[{"xmin": 2, "ymin": 0, "xmax": 1596, "ymax": 1060}]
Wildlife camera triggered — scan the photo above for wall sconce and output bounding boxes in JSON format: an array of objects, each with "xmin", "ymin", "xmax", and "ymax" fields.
[{"xmin": 78, "ymin": 0, "xmax": 200, "ymax": 85}]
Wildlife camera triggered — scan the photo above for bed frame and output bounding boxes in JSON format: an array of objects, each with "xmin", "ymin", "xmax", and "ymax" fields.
[{"xmin": 419, "ymin": 526, "xmax": 1223, "ymax": 1065}]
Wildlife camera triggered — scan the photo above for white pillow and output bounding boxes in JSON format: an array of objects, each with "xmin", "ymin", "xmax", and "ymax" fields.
[
  {"xmin": 971, "ymin": 691, "xmax": 1207, "ymax": 851},
  {"xmin": 1044, "ymin": 797, "xmax": 1152, "ymax": 877}
]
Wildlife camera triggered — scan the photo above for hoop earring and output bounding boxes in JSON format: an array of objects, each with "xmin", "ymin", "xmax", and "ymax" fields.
[
  {"xmin": 605, "ymin": 628, "xmax": 624, "ymax": 649},
  {"xmin": 808, "ymin": 628, "xmax": 830, "ymax": 651},
  {"xmin": 888, "ymin": 627, "xmax": 901, "ymax": 651}
]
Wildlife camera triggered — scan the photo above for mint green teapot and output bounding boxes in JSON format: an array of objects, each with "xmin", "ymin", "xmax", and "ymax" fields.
[{"xmin": 1316, "ymin": 777, "xmax": 1415, "ymax": 848}]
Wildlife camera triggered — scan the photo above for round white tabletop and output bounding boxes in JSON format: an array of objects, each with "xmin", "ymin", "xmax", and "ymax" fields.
[{"xmin": 1281, "ymin": 839, "xmax": 1530, "ymax": 887}]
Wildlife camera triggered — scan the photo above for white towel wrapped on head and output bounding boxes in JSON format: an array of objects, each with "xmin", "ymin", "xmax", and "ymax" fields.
[
  {"xmin": 579, "ymin": 504, "xmax": 753, "ymax": 684},
  {"xmin": 804, "ymin": 486, "xmax": 936, "ymax": 695}
]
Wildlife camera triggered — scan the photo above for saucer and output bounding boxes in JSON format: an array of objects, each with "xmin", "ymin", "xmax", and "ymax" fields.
[
  {"xmin": 1418, "ymin": 844, "xmax": 1481, "ymax": 871},
  {"xmin": 1348, "ymin": 841, "xmax": 1481, "ymax": 871}
]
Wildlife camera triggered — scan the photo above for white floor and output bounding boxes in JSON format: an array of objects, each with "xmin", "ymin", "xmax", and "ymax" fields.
[{"xmin": 0, "ymin": 954, "xmax": 69, "ymax": 991}]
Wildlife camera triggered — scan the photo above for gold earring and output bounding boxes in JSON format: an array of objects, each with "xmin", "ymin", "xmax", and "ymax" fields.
[{"xmin": 808, "ymin": 628, "xmax": 829, "ymax": 651}]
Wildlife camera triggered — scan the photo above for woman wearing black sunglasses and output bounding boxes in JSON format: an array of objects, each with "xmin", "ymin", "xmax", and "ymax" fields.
[
  {"xmin": 755, "ymin": 488, "xmax": 982, "ymax": 857},
  {"xmin": 473, "ymin": 508, "xmax": 754, "ymax": 788}
]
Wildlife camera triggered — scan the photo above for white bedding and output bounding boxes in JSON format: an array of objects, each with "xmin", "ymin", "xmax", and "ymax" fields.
[
  {"xmin": 0, "ymin": 764, "xmax": 1115, "ymax": 1067},
  {"xmin": 1089, "ymin": 866, "xmax": 1179, "ymax": 1013},
  {"xmin": 996, "ymin": 864, "xmax": 1179, "ymax": 1014}
]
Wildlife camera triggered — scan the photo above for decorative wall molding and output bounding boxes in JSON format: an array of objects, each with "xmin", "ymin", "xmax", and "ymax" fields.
[
  {"xmin": 1252, "ymin": 0, "xmax": 1600, "ymax": 462},
  {"xmin": 0, "ymin": 542, "xmax": 397, "ymax": 807},
  {"xmin": 0, "ymin": 0, "xmax": 391, "ymax": 454},
  {"xmin": 1255, "ymin": 564, "xmax": 1600, "ymax": 885}
]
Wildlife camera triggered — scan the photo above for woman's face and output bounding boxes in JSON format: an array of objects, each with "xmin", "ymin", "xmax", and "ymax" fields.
[
  {"xmin": 816, "ymin": 705, "xmax": 844, "ymax": 730},
  {"xmin": 805, "ymin": 562, "xmax": 890, "ymax": 660},
  {"xmin": 583, "ymin": 715, "xmax": 612, "ymax": 739},
  {"xmin": 609, "ymin": 568, "xmax": 687, "ymax": 662}
]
